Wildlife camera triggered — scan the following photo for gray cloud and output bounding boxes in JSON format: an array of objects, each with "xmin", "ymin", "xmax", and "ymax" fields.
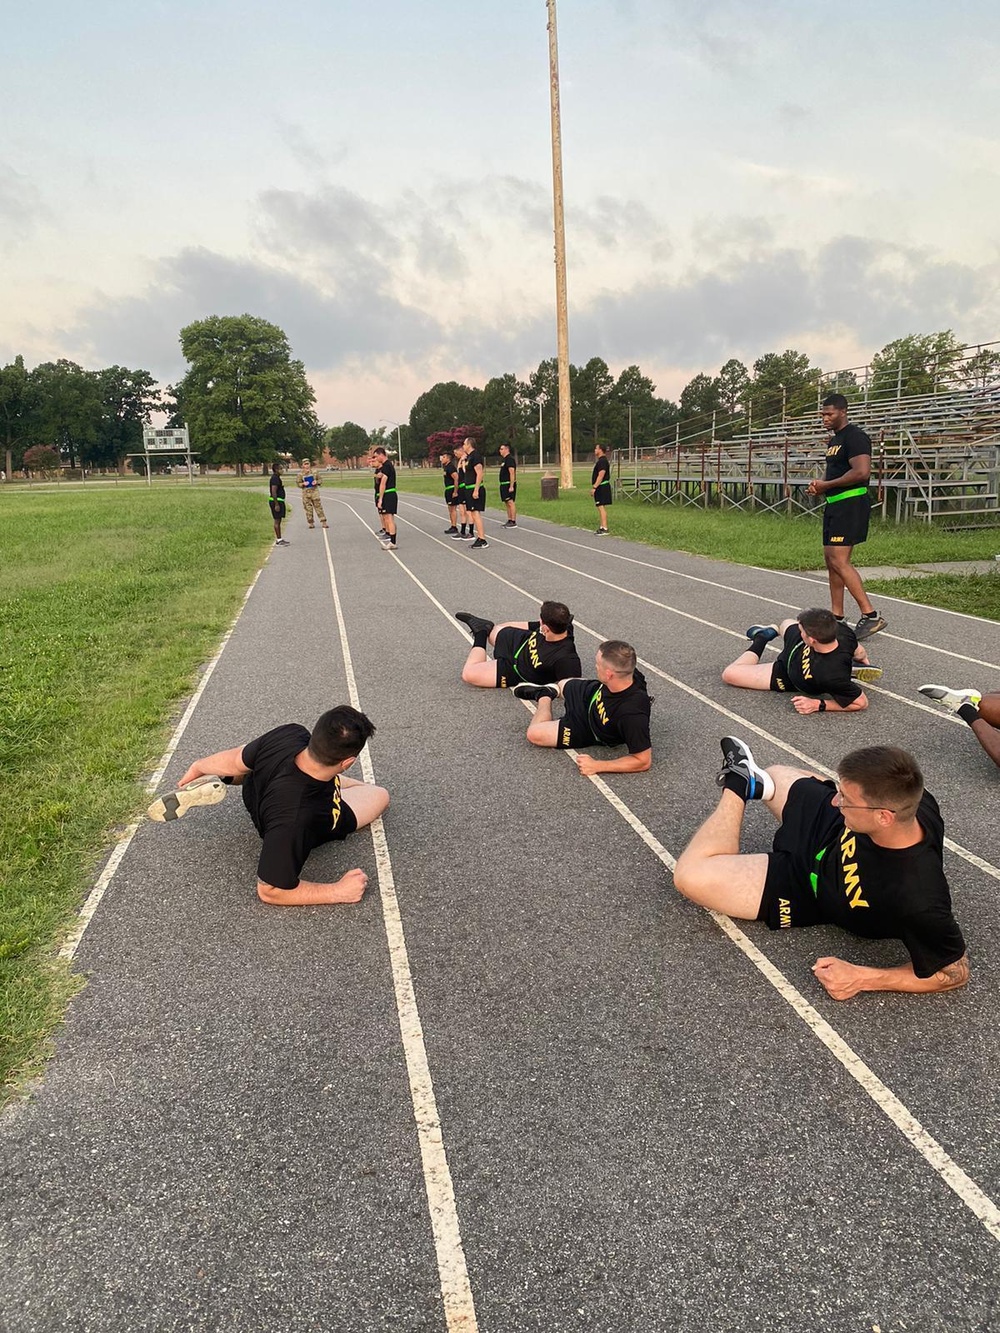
[
  {"xmin": 273, "ymin": 117, "xmax": 348, "ymax": 173},
  {"xmin": 0, "ymin": 163, "xmax": 48, "ymax": 245}
]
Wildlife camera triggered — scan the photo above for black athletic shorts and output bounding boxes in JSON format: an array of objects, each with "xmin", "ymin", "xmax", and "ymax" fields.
[
  {"xmin": 555, "ymin": 679, "xmax": 595, "ymax": 750},
  {"xmin": 823, "ymin": 495, "xmax": 870, "ymax": 547},
  {"xmin": 458, "ymin": 487, "xmax": 472, "ymax": 509},
  {"xmin": 328, "ymin": 795, "xmax": 359, "ymax": 843},
  {"xmin": 466, "ymin": 489, "xmax": 486, "ymax": 513},
  {"xmin": 269, "ymin": 499, "xmax": 286, "ymax": 519},
  {"xmin": 500, "ymin": 483, "xmax": 516, "ymax": 502},
  {"xmin": 758, "ymin": 777, "xmax": 841, "ymax": 930},
  {"xmin": 594, "ymin": 483, "xmax": 613, "ymax": 507},
  {"xmin": 378, "ymin": 492, "xmax": 399, "ymax": 515}
]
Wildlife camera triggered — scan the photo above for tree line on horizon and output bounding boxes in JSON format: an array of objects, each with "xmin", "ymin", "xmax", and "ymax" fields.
[{"xmin": 2, "ymin": 321, "xmax": 996, "ymax": 476}]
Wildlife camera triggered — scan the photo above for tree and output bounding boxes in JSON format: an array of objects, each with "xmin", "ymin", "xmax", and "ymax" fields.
[
  {"xmin": 524, "ymin": 358, "xmax": 560, "ymax": 465},
  {"xmin": 29, "ymin": 360, "xmax": 102, "ymax": 468},
  {"xmin": 409, "ymin": 381, "xmax": 484, "ymax": 448},
  {"xmin": 608, "ymin": 365, "xmax": 659, "ymax": 450},
  {"xmin": 571, "ymin": 357, "xmax": 615, "ymax": 450},
  {"xmin": 0, "ymin": 356, "xmax": 39, "ymax": 475},
  {"xmin": 326, "ymin": 421, "xmax": 370, "ymax": 466},
  {"xmin": 88, "ymin": 366, "xmax": 161, "ymax": 473},
  {"xmin": 173, "ymin": 315, "xmax": 319, "ymax": 473},
  {"xmin": 23, "ymin": 444, "xmax": 61, "ymax": 475},
  {"xmin": 869, "ymin": 331, "xmax": 963, "ymax": 401},
  {"xmin": 748, "ymin": 349, "xmax": 816, "ymax": 422},
  {"xmin": 481, "ymin": 374, "xmax": 532, "ymax": 454},
  {"xmin": 678, "ymin": 372, "xmax": 721, "ymax": 426},
  {"xmin": 958, "ymin": 347, "xmax": 1000, "ymax": 392}
]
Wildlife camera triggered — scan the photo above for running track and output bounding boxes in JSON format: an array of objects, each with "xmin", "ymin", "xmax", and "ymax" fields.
[{"xmin": 1, "ymin": 491, "xmax": 999, "ymax": 1333}]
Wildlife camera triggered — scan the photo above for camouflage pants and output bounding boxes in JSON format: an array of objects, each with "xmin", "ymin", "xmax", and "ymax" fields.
[{"xmin": 301, "ymin": 490, "xmax": 328, "ymax": 527}]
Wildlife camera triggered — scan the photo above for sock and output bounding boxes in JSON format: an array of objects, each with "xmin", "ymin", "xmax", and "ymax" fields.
[
  {"xmin": 861, "ymin": 610, "xmax": 878, "ymax": 620},
  {"xmin": 472, "ymin": 628, "xmax": 489, "ymax": 649},
  {"xmin": 958, "ymin": 702, "xmax": 981, "ymax": 726},
  {"xmin": 721, "ymin": 772, "xmax": 752, "ymax": 801},
  {"xmin": 390, "ymin": 535, "xmax": 396, "ymax": 546},
  {"xmin": 748, "ymin": 634, "xmax": 770, "ymax": 660}
]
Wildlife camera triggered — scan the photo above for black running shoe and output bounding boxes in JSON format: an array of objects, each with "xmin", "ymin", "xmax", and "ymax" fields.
[
  {"xmin": 746, "ymin": 624, "xmax": 779, "ymax": 642},
  {"xmin": 471, "ymin": 538, "xmax": 489, "ymax": 549},
  {"xmin": 513, "ymin": 683, "xmax": 558, "ymax": 701},
  {"xmin": 444, "ymin": 526, "xmax": 459, "ymax": 534},
  {"xmin": 716, "ymin": 736, "xmax": 774, "ymax": 802},
  {"xmin": 854, "ymin": 612, "xmax": 887, "ymax": 641},
  {"xmin": 503, "ymin": 520, "xmax": 517, "ymax": 528},
  {"xmin": 455, "ymin": 612, "xmax": 495, "ymax": 638}
]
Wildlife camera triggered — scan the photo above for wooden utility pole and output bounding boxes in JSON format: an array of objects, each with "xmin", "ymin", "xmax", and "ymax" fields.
[{"xmin": 546, "ymin": 0, "xmax": 574, "ymax": 489}]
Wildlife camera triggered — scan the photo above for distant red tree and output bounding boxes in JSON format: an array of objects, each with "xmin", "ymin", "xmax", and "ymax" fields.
[{"xmin": 426, "ymin": 424, "xmax": 483, "ymax": 464}]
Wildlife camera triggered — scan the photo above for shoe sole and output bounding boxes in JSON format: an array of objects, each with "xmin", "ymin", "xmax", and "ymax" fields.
[
  {"xmin": 919, "ymin": 684, "xmax": 981, "ymax": 708},
  {"xmin": 851, "ymin": 666, "xmax": 883, "ymax": 683},
  {"xmin": 147, "ymin": 777, "xmax": 227, "ymax": 822},
  {"xmin": 855, "ymin": 620, "xmax": 887, "ymax": 640}
]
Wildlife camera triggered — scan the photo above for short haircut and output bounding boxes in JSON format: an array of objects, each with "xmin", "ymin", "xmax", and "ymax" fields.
[
  {"xmin": 539, "ymin": 600, "xmax": 572, "ymax": 635},
  {"xmin": 595, "ymin": 442, "xmax": 608, "ymax": 453},
  {"xmin": 372, "ymin": 447, "xmax": 387, "ymax": 458},
  {"xmin": 598, "ymin": 639, "xmax": 636, "ymax": 675},
  {"xmin": 822, "ymin": 393, "xmax": 849, "ymax": 411},
  {"xmin": 439, "ymin": 449, "xmax": 452, "ymax": 458},
  {"xmin": 309, "ymin": 706, "xmax": 377, "ymax": 765},
  {"xmin": 837, "ymin": 746, "xmax": 924, "ymax": 820},
  {"xmin": 798, "ymin": 607, "xmax": 839, "ymax": 644},
  {"xmin": 463, "ymin": 436, "xmax": 476, "ymax": 447},
  {"xmin": 271, "ymin": 461, "xmax": 281, "ymax": 472}
]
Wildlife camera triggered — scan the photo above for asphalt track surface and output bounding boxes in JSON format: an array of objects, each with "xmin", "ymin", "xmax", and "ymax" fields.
[{"xmin": 2, "ymin": 489, "xmax": 999, "ymax": 1333}]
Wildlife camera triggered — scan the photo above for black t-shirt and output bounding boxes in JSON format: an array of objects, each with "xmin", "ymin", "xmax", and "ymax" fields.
[
  {"xmin": 592, "ymin": 456, "xmax": 611, "ymax": 487},
  {"xmin": 811, "ymin": 789, "xmax": 965, "ymax": 977},
  {"xmin": 564, "ymin": 670, "xmax": 652, "ymax": 753},
  {"xmin": 442, "ymin": 459, "xmax": 458, "ymax": 494},
  {"xmin": 377, "ymin": 460, "xmax": 397, "ymax": 495},
  {"xmin": 240, "ymin": 724, "xmax": 344, "ymax": 890},
  {"xmin": 495, "ymin": 622, "xmax": 582, "ymax": 684},
  {"xmin": 773, "ymin": 623, "xmax": 862, "ymax": 707},
  {"xmin": 499, "ymin": 454, "xmax": 516, "ymax": 485},
  {"xmin": 269, "ymin": 474, "xmax": 285, "ymax": 500},
  {"xmin": 824, "ymin": 423, "xmax": 871, "ymax": 495},
  {"xmin": 465, "ymin": 450, "xmax": 484, "ymax": 490}
]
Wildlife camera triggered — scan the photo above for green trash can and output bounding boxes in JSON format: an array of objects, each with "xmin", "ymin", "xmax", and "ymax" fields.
[{"xmin": 540, "ymin": 476, "xmax": 559, "ymax": 501}]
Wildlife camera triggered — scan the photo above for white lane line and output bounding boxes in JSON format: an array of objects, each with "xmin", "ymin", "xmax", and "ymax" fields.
[
  {"xmin": 344, "ymin": 496, "xmax": 1000, "ymax": 888},
  {"xmin": 60, "ymin": 567, "xmax": 265, "ymax": 961},
  {"xmin": 400, "ymin": 496, "xmax": 1000, "ymax": 672},
  {"xmin": 321, "ymin": 528, "xmax": 478, "ymax": 1333},
  {"xmin": 334, "ymin": 498, "xmax": 1000, "ymax": 1248}
]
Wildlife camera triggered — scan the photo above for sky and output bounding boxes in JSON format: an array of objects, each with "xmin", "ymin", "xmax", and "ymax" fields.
[{"xmin": 4, "ymin": 0, "xmax": 1000, "ymax": 428}]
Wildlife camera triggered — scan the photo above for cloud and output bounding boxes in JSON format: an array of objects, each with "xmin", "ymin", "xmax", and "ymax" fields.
[
  {"xmin": 273, "ymin": 117, "xmax": 348, "ymax": 173},
  {"xmin": 0, "ymin": 163, "xmax": 48, "ymax": 246}
]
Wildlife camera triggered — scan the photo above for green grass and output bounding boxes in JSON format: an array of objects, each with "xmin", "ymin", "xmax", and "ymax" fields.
[
  {"xmin": 866, "ymin": 572, "xmax": 1000, "ymax": 622},
  {"xmin": 0, "ymin": 487, "xmax": 270, "ymax": 1098}
]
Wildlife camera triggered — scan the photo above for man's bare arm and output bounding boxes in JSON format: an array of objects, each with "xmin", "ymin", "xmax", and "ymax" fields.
[
  {"xmin": 808, "ymin": 454, "xmax": 872, "ymax": 495},
  {"xmin": 792, "ymin": 694, "xmax": 868, "ymax": 714},
  {"xmin": 178, "ymin": 746, "xmax": 249, "ymax": 788},
  {"xmin": 813, "ymin": 954, "xmax": 969, "ymax": 1001},
  {"xmin": 576, "ymin": 748, "xmax": 652, "ymax": 777},
  {"xmin": 257, "ymin": 869, "xmax": 368, "ymax": 906}
]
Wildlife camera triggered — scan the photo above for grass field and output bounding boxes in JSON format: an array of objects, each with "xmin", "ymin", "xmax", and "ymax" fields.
[
  {"xmin": 0, "ymin": 487, "xmax": 270, "ymax": 1097},
  {"xmin": 1, "ymin": 474, "xmax": 996, "ymax": 1104}
]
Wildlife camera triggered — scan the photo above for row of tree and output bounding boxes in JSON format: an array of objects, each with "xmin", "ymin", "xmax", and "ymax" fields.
[{"xmin": 3, "ymin": 321, "xmax": 996, "ymax": 475}]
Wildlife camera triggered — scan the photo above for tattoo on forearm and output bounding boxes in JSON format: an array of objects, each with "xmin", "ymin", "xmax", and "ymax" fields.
[{"xmin": 939, "ymin": 957, "xmax": 970, "ymax": 989}]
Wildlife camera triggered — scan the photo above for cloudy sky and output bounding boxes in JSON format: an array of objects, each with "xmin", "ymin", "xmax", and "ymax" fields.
[{"xmin": 4, "ymin": 0, "xmax": 1000, "ymax": 426}]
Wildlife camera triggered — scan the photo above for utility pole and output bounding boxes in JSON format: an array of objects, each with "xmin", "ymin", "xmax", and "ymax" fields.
[{"xmin": 547, "ymin": 0, "xmax": 574, "ymax": 489}]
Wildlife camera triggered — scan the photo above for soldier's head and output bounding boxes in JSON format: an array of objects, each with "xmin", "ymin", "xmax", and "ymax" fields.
[
  {"xmin": 821, "ymin": 394, "xmax": 849, "ymax": 432},
  {"xmin": 310, "ymin": 705, "xmax": 377, "ymax": 770},
  {"xmin": 798, "ymin": 607, "xmax": 839, "ymax": 645},
  {"xmin": 835, "ymin": 746, "xmax": 924, "ymax": 831},
  {"xmin": 539, "ymin": 600, "xmax": 573, "ymax": 638},
  {"xmin": 596, "ymin": 639, "xmax": 636, "ymax": 681}
]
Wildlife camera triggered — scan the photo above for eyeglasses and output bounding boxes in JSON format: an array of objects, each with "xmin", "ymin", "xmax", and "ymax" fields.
[{"xmin": 833, "ymin": 785, "xmax": 895, "ymax": 813}]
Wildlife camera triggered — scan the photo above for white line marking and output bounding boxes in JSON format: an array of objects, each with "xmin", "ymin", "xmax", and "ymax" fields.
[
  {"xmin": 401, "ymin": 495, "xmax": 1000, "ymax": 672},
  {"xmin": 60, "ymin": 568, "xmax": 265, "ymax": 961},
  {"xmin": 321, "ymin": 528, "xmax": 478, "ymax": 1333},
  {"xmin": 333, "ymin": 496, "xmax": 1000, "ymax": 1246}
]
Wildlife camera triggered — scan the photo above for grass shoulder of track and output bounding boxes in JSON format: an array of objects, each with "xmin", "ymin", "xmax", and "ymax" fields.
[
  {"xmin": 0, "ymin": 487, "xmax": 271, "ymax": 1099},
  {"xmin": 325, "ymin": 468, "xmax": 1000, "ymax": 622}
]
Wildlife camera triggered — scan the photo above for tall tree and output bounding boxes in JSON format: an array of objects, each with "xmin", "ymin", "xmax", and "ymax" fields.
[
  {"xmin": 958, "ymin": 346, "xmax": 1000, "ymax": 392},
  {"xmin": 869, "ymin": 331, "xmax": 963, "ymax": 400},
  {"xmin": 608, "ymin": 365, "xmax": 658, "ymax": 450},
  {"xmin": 0, "ymin": 356, "xmax": 39, "ymax": 475},
  {"xmin": 326, "ymin": 421, "xmax": 370, "ymax": 465},
  {"xmin": 30, "ymin": 360, "xmax": 102, "ymax": 468},
  {"xmin": 409, "ymin": 381, "xmax": 484, "ymax": 447},
  {"xmin": 88, "ymin": 366, "xmax": 161, "ymax": 473},
  {"xmin": 678, "ymin": 372, "xmax": 721, "ymax": 426},
  {"xmin": 571, "ymin": 357, "xmax": 615, "ymax": 449},
  {"xmin": 748, "ymin": 349, "xmax": 816, "ymax": 422},
  {"xmin": 174, "ymin": 315, "xmax": 318, "ymax": 473},
  {"xmin": 480, "ymin": 373, "xmax": 532, "ymax": 453}
]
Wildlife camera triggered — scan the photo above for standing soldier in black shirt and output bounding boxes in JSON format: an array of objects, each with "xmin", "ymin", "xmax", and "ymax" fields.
[
  {"xmin": 499, "ymin": 443, "xmax": 518, "ymax": 528},
  {"xmin": 454, "ymin": 601, "xmax": 581, "ymax": 689},
  {"xmin": 269, "ymin": 461, "xmax": 289, "ymax": 546},
  {"xmin": 515, "ymin": 640, "xmax": 652, "ymax": 776},
  {"xmin": 463, "ymin": 436, "xmax": 489, "ymax": 549},
  {"xmin": 147, "ymin": 705, "xmax": 389, "ymax": 906},
  {"xmin": 372, "ymin": 446, "xmax": 398, "ymax": 551},
  {"xmin": 674, "ymin": 738, "xmax": 968, "ymax": 1000},
  {"xmin": 591, "ymin": 442, "xmax": 612, "ymax": 535},
  {"xmin": 721, "ymin": 608, "xmax": 881, "ymax": 715},
  {"xmin": 440, "ymin": 448, "xmax": 460, "ymax": 535},
  {"xmin": 808, "ymin": 393, "xmax": 886, "ymax": 641}
]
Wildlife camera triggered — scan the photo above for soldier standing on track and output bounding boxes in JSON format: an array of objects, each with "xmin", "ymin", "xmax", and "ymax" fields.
[
  {"xmin": 297, "ymin": 458, "xmax": 328, "ymax": 531},
  {"xmin": 269, "ymin": 461, "xmax": 289, "ymax": 546},
  {"xmin": 463, "ymin": 436, "xmax": 489, "ymax": 550},
  {"xmin": 440, "ymin": 448, "xmax": 460, "ymax": 535},
  {"xmin": 807, "ymin": 394, "xmax": 886, "ymax": 641},
  {"xmin": 592, "ymin": 442, "xmax": 612, "ymax": 535},
  {"xmin": 499, "ymin": 443, "xmax": 518, "ymax": 528},
  {"xmin": 372, "ymin": 447, "xmax": 399, "ymax": 551}
]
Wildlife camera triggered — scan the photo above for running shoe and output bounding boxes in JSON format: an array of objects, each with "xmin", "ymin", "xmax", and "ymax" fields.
[
  {"xmin": 595, "ymin": 527, "xmax": 609, "ymax": 535},
  {"xmin": 513, "ymin": 684, "xmax": 558, "ymax": 701},
  {"xmin": 471, "ymin": 538, "xmax": 489, "ymax": 549},
  {"xmin": 851, "ymin": 665, "xmax": 883, "ymax": 683},
  {"xmin": 455, "ymin": 612, "xmax": 495, "ymax": 638},
  {"xmin": 462, "ymin": 532, "xmax": 477, "ymax": 540},
  {"xmin": 854, "ymin": 612, "xmax": 888, "ymax": 641},
  {"xmin": 503, "ymin": 520, "xmax": 517, "ymax": 528},
  {"xmin": 147, "ymin": 775, "xmax": 227, "ymax": 822},
  {"xmin": 716, "ymin": 736, "xmax": 775, "ymax": 802},
  {"xmin": 444, "ymin": 526, "xmax": 459, "ymax": 535},
  {"xmin": 746, "ymin": 625, "xmax": 779, "ymax": 643},
  {"xmin": 450, "ymin": 531, "xmax": 466, "ymax": 540},
  {"xmin": 918, "ymin": 684, "xmax": 982, "ymax": 713}
]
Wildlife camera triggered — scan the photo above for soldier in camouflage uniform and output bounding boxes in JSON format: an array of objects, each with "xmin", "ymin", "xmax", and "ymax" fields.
[{"xmin": 297, "ymin": 458, "xmax": 329, "ymax": 530}]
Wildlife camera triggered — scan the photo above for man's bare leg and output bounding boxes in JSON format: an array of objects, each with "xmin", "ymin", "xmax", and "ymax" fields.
[
  {"xmin": 824, "ymin": 545, "xmax": 873, "ymax": 618},
  {"xmin": 672, "ymin": 790, "xmax": 769, "ymax": 918}
]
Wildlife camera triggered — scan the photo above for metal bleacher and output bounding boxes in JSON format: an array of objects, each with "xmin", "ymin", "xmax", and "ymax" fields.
[{"xmin": 617, "ymin": 345, "xmax": 1000, "ymax": 528}]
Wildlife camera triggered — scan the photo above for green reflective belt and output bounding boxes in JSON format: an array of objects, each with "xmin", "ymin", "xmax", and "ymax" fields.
[
  {"xmin": 381, "ymin": 487, "xmax": 397, "ymax": 493},
  {"xmin": 808, "ymin": 846, "xmax": 827, "ymax": 897},
  {"xmin": 509, "ymin": 632, "xmax": 536, "ymax": 682},
  {"xmin": 825, "ymin": 486, "xmax": 868, "ymax": 504}
]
